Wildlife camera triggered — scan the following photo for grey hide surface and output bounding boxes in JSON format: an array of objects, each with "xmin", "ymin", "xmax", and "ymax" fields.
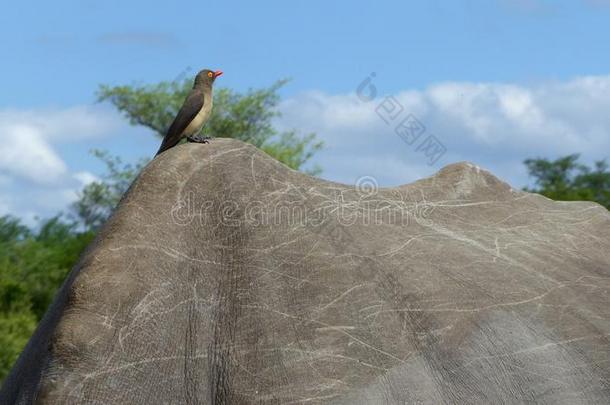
[{"xmin": 1, "ymin": 138, "xmax": 609, "ymax": 404}]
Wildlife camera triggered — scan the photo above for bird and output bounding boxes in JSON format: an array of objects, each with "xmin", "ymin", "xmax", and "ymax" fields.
[{"xmin": 155, "ymin": 69, "xmax": 223, "ymax": 156}]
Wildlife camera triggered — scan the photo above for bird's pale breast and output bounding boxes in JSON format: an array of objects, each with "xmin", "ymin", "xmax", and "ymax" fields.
[{"xmin": 183, "ymin": 97, "xmax": 213, "ymax": 136}]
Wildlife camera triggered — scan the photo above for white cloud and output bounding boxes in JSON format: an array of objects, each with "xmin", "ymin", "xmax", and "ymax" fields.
[
  {"xmin": 0, "ymin": 105, "xmax": 123, "ymax": 143},
  {"xmin": 0, "ymin": 105, "xmax": 123, "ymax": 186},
  {"xmin": 0, "ymin": 105, "xmax": 126, "ymax": 222},
  {"xmin": 279, "ymin": 74, "xmax": 610, "ymax": 188},
  {"xmin": 0, "ymin": 124, "xmax": 68, "ymax": 185},
  {"xmin": 73, "ymin": 171, "xmax": 99, "ymax": 186}
]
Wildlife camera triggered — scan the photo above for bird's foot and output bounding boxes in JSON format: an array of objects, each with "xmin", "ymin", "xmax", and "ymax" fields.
[{"xmin": 187, "ymin": 135, "xmax": 212, "ymax": 144}]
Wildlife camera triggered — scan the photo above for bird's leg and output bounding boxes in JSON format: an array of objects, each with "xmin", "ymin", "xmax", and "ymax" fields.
[{"xmin": 186, "ymin": 134, "xmax": 212, "ymax": 144}]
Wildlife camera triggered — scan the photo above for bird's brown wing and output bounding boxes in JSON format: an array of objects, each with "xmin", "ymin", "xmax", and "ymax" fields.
[{"xmin": 155, "ymin": 90, "xmax": 205, "ymax": 156}]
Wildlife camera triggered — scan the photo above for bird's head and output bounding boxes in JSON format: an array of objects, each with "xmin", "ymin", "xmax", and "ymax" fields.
[{"xmin": 194, "ymin": 69, "xmax": 223, "ymax": 87}]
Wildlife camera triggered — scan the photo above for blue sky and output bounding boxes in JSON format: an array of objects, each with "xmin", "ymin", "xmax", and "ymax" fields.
[{"xmin": 1, "ymin": 0, "xmax": 610, "ymax": 223}]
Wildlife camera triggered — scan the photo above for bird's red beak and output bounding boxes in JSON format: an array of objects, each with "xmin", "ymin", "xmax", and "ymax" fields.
[{"xmin": 214, "ymin": 70, "xmax": 223, "ymax": 78}]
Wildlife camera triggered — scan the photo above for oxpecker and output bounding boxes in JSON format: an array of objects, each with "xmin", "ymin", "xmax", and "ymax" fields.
[{"xmin": 156, "ymin": 69, "xmax": 223, "ymax": 156}]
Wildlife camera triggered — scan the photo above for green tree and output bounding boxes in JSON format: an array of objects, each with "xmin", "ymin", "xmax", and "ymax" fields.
[
  {"xmin": 524, "ymin": 154, "xmax": 610, "ymax": 209},
  {"xmin": 97, "ymin": 77, "xmax": 322, "ymax": 172},
  {"xmin": 0, "ymin": 216, "xmax": 95, "ymax": 381},
  {"xmin": 73, "ymin": 76, "xmax": 323, "ymax": 230},
  {"xmin": 72, "ymin": 150, "xmax": 149, "ymax": 230}
]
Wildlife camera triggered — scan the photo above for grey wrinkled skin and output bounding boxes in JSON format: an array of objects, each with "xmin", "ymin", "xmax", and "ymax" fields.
[{"xmin": 1, "ymin": 139, "xmax": 609, "ymax": 404}]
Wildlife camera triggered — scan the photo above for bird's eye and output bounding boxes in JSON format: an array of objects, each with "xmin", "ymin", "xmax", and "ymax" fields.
[{"xmin": 207, "ymin": 72, "xmax": 213, "ymax": 77}]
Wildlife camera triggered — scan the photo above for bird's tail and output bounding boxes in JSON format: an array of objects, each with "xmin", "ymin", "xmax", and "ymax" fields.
[
  {"xmin": 155, "ymin": 136, "xmax": 175, "ymax": 156},
  {"xmin": 155, "ymin": 143, "xmax": 169, "ymax": 156}
]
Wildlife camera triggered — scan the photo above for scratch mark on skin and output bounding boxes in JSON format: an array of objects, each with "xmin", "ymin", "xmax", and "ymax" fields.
[
  {"xmin": 284, "ymin": 395, "xmax": 342, "ymax": 404},
  {"xmin": 346, "ymin": 234, "xmax": 440, "ymax": 259},
  {"xmin": 118, "ymin": 297, "xmax": 210, "ymax": 348},
  {"xmin": 508, "ymin": 364, "xmax": 572, "ymax": 385},
  {"xmin": 421, "ymin": 222, "xmax": 562, "ymax": 286},
  {"xmin": 250, "ymin": 265, "xmax": 314, "ymax": 285},
  {"xmin": 108, "ymin": 244, "xmax": 219, "ymax": 265},
  {"xmin": 66, "ymin": 354, "xmax": 209, "ymax": 399},
  {"xmin": 315, "ymin": 326, "xmax": 356, "ymax": 331},
  {"xmin": 358, "ymin": 300, "xmax": 384, "ymax": 309},
  {"xmin": 364, "ymin": 275, "xmax": 605, "ymax": 317},
  {"xmin": 245, "ymin": 236, "xmax": 305, "ymax": 254},
  {"xmin": 291, "ymin": 240, "xmax": 322, "ymax": 267},
  {"xmin": 205, "ymin": 145, "xmax": 252, "ymax": 162},
  {"xmin": 244, "ymin": 304, "xmax": 406, "ymax": 363},
  {"xmin": 453, "ymin": 333, "xmax": 610, "ymax": 371},
  {"xmin": 250, "ymin": 154, "xmax": 258, "ymax": 189},
  {"xmin": 87, "ymin": 354, "xmax": 209, "ymax": 378},
  {"xmin": 314, "ymin": 284, "xmax": 368, "ymax": 315},
  {"xmin": 266, "ymin": 347, "xmax": 389, "ymax": 371}
]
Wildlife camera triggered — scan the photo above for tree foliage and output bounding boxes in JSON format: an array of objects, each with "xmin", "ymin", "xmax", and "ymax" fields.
[
  {"xmin": 71, "ymin": 76, "xmax": 323, "ymax": 231},
  {"xmin": 524, "ymin": 154, "xmax": 610, "ymax": 209},
  {"xmin": 72, "ymin": 150, "xmax": 149, "ymax": 231},
  {"xmin": 98, "ymin": 77, "xmax": 323, "ymax": 173},
  {"xmin": 0, "ymin": 216, "xmax": 95, "ymax": 381}
]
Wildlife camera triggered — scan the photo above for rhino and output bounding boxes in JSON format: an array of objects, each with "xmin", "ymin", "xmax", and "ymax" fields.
[{"xmin": 2, "ymin": 139, "xmax": 609, "ymax": 404}]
